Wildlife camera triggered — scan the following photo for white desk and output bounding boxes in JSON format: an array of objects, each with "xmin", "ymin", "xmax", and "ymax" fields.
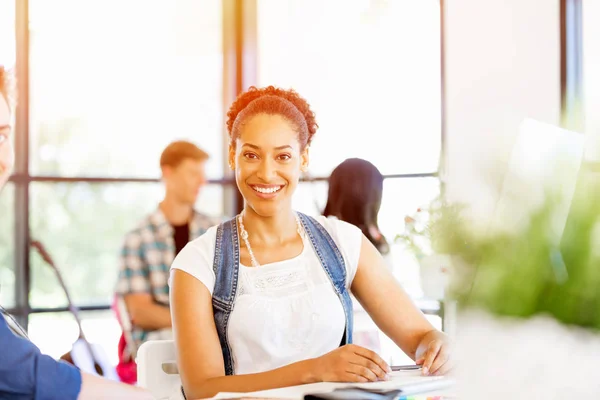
[{"xmin": 211, "ymin": 371, "xmax": 455, "ymax": 399}]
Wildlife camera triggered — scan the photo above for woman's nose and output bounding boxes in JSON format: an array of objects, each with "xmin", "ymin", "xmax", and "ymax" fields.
[{"xmin": 257, "ymin": 158, "xmax": 276, "ymax": 181}]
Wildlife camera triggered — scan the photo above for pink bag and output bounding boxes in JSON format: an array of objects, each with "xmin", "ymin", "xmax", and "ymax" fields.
[
  {"xmin": 116, "ymin": 332, "xmax": 137, "ymax": 384},
  {"xmin": 112, "ymin": 296, "xmax": 138, "ymax": 384}
]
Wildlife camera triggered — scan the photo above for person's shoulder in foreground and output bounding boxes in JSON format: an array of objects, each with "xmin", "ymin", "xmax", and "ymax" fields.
[
  {"xmin": 0, "ymin": 315, "xmax": 155, "ymax": 399},
  {"xmin": 0, "ymin": 314, "xmax": 81, "ymax": 399}
]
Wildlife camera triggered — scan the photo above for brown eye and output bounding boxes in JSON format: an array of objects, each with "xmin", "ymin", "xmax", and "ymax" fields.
[
  {"xmin": 244, "ymin": 152, "xmax": 258, "ymax": 160},
  {"xmin": 278, "ymin": 153, "xmax": 291, "ymax": 161}
]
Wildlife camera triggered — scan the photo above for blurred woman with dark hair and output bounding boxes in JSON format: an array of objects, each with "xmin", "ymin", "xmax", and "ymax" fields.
[
  {"xmin": 324, "ymin": 158, "xmax": 390, "ymax": 258},
  {"xmin": 323, "ymin": 158, "xmax": 397, "ymax": 361}
]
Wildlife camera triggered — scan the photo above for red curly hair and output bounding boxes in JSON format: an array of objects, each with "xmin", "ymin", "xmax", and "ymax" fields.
[
  {"xmin": 0, "ymin": 66, "xmax": 9, "ymax": 104},
  {"xmin": 226, "ymin": 86, "xmax": 318, "ymax": 149}
]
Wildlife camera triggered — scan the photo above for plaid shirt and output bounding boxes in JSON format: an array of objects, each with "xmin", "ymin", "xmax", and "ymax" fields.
[{"xmin": 115, "ymin": 208, "xmax": 217, "ymax": 351}]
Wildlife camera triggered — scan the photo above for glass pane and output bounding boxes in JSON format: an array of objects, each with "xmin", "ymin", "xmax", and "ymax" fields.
[
  {"xmin": 0, "ymin": 183, "xmax": 15, "ymax": 307},
  {"xmin": 29, "ymin": 182, "xmax": 222, "ymax": 308},
  {"xmin": 584, "ymin": 0, "xmax": 600, "ymax": 161},
  {"xmin": 196, "ymin": 184, "xmax": 225, "ymax": 219},
  {"xmin": 257, "ymin": 0, "xmax": 441, "ymax": 176},
  {"xmin": 292, "ymin": 177, "xmax": 440, "ymax": 299},
  {"xmin": 378, "ymin": 177, "xmax": 440, "ymax": 299},
  {"xmin": 0, "ymin": 0, "xmax": 15, "ymax": 68},
  {"xmin": 28, "ymin": 310, "xmax": 121, "ymax": 366},
  {"xmin": 29, "ymin": 0, "xmax": 224, "ymax": 179},
  {"xmin": 292, "ymin": 181, "xmax": 328, "ymax": 217}
]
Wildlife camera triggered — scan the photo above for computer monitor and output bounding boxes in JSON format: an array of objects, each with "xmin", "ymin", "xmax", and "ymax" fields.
[{"xmin": 490, "ymin": 118, "xmax": 586, "ymax": 245}]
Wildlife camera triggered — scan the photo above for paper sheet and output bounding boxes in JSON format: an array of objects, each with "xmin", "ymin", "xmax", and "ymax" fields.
[{"xmin": 211, "ymin": 371, "xmax": 451, "ymax": 399}]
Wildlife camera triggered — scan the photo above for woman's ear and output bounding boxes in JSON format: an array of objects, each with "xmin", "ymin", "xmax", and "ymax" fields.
[
  {"xmin": 228, "ymin": 144, "xmax": 236, "ymax": 170},
  {"xmin": 301, "ymin": 146, "xmax": 310, "ymax": 172}
]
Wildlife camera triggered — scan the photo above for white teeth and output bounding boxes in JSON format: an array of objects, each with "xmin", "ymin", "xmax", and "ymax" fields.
[{"xmin": 253, "ymin": 186, "xmax": 281, "ymax": 194}]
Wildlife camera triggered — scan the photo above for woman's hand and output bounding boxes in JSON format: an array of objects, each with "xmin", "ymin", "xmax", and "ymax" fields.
[
  {"xmin": 415, "ymin": 331, "xmax": 452, "ymax": 376},
  {"xmin": 311, "ymin": 344, "xmax": 391, "ymax": 383}
]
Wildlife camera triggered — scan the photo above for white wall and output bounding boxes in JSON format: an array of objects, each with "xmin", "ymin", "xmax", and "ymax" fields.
[{"xmin": 443, "ymin": 0, "xmax": 561, "ymax": 214}]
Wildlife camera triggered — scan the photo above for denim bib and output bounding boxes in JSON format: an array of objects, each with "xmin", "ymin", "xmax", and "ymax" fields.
[{"xmin": 212, "ymin": 212, "xmax": 354, "ymax": 375}]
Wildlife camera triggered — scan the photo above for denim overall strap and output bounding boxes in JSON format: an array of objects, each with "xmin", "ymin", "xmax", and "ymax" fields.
[
  {"xmin": 211, "ymin": 217, "xmax": 240, "ymax": 376},
  {"xmin": 297, "ymin": 213, "xmax": 354, "ymax": 345}
]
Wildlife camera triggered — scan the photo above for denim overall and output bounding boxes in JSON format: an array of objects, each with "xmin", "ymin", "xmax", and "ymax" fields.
[
  {"xmin": 180, "ymin": 213, "xmax": 354, "ymax": 398},
  {"xmin": 212, "ymin": 212, "xmax": 354, "ymax": 375}
]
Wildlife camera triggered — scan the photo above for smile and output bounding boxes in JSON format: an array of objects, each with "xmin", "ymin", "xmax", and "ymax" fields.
[{"xmin": 249, "ymin": 185, "xmax": 284, "ymax": 195}]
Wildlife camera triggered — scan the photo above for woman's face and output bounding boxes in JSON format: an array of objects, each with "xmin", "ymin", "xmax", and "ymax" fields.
[
  {"xmin": 229, "ymin": 113, "xmax": 309, "ymax": 218},
  {"xmin": 0, "ymin": 96, "xmax": 13, "ymax": 191}
]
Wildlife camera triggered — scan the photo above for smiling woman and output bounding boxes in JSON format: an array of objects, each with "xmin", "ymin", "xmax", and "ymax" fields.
[
  {"xmin": 168, "ymin": 86, "xmax": 451, "ymax": 400},
  {"xmin": 226, "ymin": 87, "xmax": 315, "ymax": 219},
  {"xmin": 233, "ymin": 114, "xmax": 308, "ymax": 216}
]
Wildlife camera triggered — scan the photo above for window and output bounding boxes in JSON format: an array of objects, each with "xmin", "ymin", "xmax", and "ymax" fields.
[
  {"xmin": 379, "ymin": 178, "xmax": 440, "ymax": 242},
  {"xmin": 294, "ymin": 177, "xmax": 441, "ymax": 298},
  {"xmin": 28, "ymin": 0, "xmax": 224, "ymax": 179},
  {"xmin": 379, "ymin": 177, "xmax": 440, "ymax": 298},
  {"xmin": 28, "ymin": 311, "xmax": 121, "ymax": 365},
  {"xmin": 29, "ymin": 182, "xmax": 162, "ymax": 307},
  {"xmin": 6, "ymin": 1, "xmax": 230, "ymax": 354},
  {"xmin": 5, "ymin": 1, "xmax": 227, "ymax": 355},
  {"xmin": 29, "ymin": 182, "xmax": 224, "ymax": 308},
  {"xmin": 196, "ymin": 184, "xmax": 226, "ymax": 218},
  {"xmin": 292, "ymin": 181, "xmax": 329, "ymax": 217},
  {"xmin": 257, "ymin": 0, "xmax": 442, "ymax": 176},
  {"xmin": 0, "ymin": 183, "xmax": 15, "ymax": 308}
]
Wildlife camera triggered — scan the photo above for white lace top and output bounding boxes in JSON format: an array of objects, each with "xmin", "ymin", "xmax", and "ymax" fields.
[{"xmin": 169, "ymin": 216, "xmax": 362, "ymax": 375}]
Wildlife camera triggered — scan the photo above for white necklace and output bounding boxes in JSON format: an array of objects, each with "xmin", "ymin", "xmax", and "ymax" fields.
[{"xmin": 237, "ymin": 212, "xmax": 304, "ymax": 268}]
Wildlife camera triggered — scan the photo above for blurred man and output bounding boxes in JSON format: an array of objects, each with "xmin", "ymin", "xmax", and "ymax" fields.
[
  {"xmin": 0, "ymin": 67, "xmax": 153, "ymax": 399},
  {"xmin": 115, "ymin": 141, "xmax": 216, "ymax": 356}
]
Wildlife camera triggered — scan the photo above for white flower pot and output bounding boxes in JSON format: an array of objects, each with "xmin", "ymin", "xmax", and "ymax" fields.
[
  {"xmin": 454, "ymin": 310, "xmax": 600, "ymax": 399},
  {"xmin": 418, "ymin": 253, "xmax": 452, "ymax": 300}
]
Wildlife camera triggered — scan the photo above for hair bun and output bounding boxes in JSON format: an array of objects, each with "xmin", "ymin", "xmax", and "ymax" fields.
[{"xmin": 226, "ymin": 86, "xmax": 318, "ymax": 147}]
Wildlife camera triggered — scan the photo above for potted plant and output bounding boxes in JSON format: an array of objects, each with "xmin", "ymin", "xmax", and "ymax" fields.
[
  {"xmin": 448, "ymin": 172, "xmax": 600, "ymax": 398},
  {"xmin": 395, "ymin": 194, "xmax": 467, "ymax": 300}
]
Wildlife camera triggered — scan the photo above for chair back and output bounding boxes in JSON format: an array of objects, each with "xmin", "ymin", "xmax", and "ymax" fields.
[{"xmin": 136, "ymin": 339, "xmax": 181, "ymax": 400}]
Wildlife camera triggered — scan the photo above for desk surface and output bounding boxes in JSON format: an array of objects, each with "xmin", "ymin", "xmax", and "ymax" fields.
[{"xmin": 210, "ymin": 371, "xmax": 455, "ymax": 399}]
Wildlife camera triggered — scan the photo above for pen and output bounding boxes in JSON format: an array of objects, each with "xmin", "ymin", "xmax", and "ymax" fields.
[{"xmin": 391, "ymin": 364, "xmax": 423, "ymax": 371}]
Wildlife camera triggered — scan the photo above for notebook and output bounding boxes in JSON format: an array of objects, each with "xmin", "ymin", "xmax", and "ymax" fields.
[{"xmin": 212, "ymin": 370, "xmax": 453, "ymax": 399}]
